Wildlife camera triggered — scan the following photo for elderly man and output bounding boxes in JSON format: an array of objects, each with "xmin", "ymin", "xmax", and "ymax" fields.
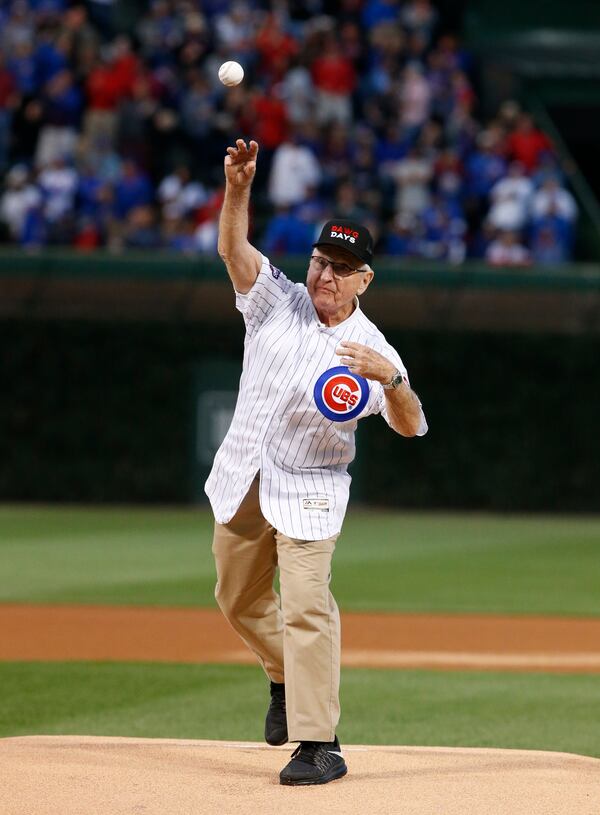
[{"xmin": 205, "ymin": 139, "xmax": 427, "ymax": 786}]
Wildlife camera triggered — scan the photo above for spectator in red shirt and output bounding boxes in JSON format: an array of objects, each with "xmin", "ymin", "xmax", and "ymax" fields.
[
  {"xmin": 86, "ymin": 59, "xmax": 122, "ymax": 111},
  {"xmin": 311, "ymin": 35, "xmax": 356, "ymax": 125},
  {"xmin": 110, "ymin": 36, "xmax": 139, "ymax": 97},
  {"xmin": 0, "ymin": 55, "xmax": 19, "ymax": 172},
  {"xmin": 240, "ymin": 86, "xmax": 288, "ymax": 152},
  {"xmin": 84, "ymin": 36, "xmax": 139, "ymax": 153},
  {"xmin": 254, "ymin": 14, "xmax": 299, "ymax": 83},
  {"xmin": 239, "ymin": 85, "xmax": 288, "ymax": 190},
  {"xmin": 507, "ymin": 112, "xmax": 553, "ymax": 172}
]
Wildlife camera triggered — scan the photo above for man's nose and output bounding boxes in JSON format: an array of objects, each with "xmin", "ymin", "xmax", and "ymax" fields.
[{"xmin": 320, "ymin": 263, "xmax": 334, "ymax": 281}]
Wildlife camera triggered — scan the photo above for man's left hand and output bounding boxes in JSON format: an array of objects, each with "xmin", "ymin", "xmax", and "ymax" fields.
[{"xmin": 335, "ymin": 341, "xmax": 397, "ymax": 384}]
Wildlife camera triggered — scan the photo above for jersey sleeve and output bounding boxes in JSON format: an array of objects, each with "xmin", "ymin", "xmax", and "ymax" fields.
[
  {"xmin": 366, "ymin": 341, "xmax": 428, "ymax": 436},
  {"xmin": 235, "ymin": 253, "xmax": 297, "ymax": 339}
]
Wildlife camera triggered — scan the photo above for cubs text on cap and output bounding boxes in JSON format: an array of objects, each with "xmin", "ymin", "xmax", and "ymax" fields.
[{"xmin": 313, "ymin": 219, "xmax": 374, "ymax": 265}]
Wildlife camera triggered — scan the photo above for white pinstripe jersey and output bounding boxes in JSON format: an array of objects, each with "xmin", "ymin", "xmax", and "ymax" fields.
[{"xmin": 205, "ymin": 253, "xmax": 427, "ymax": 539}]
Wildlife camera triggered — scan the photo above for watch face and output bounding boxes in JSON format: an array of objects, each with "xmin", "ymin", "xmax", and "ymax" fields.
[{"xmin": 384, "ymin": 371, "xmax": 404, "ymax": 389}]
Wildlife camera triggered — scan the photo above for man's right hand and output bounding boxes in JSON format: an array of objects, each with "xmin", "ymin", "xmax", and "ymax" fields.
[
  {"xmin": 218, "ymin": 138, "xmax": 262, "ymax": 293},
  {"xmin": 224, "ymin": 139, "xmax": 259, "ymax": 187}
]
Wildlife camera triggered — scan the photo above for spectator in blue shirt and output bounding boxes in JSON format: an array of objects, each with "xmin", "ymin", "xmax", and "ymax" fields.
[
  {"xmin": 35, "ymin": 28, "xmax": 69, "ymax": 86},
  {"xmin": 376, "ymin": 121, "xmax": 412, "ymax": 166},
  {"xmin": 113, "ymin": 159, "xmax": 153, "ymax": 219},
  {"xmin": 529, "ymin": 212, "xmax": 573, "ymax": 261},
  {"xmin": 464, "ymin": 130, "xmax": 508, "ymax": 202},
  {"xmin": 35, "ymin": 69, "xmax": 83, "ymax": 166},
  {"xmin": 263, "ymin": 205, "xmax": 315, "ymax": 255},
  {"xmin": 362, "ymin": 0, "xmax": 403, "ymax": 31},
  {"xmin": 77, "ymin": 164, "xmax": 105, "ymax": 219},
  {"xmin": 20, "ymin": 200, "xmax": 48, "ymax": 247},
  {"xmin": 420, "ymin": 193, "xmax": 466, "ymax": 260},
  {"xmin": 40, "ymin": 70, "xmax": 83, "ymax": 129},
  {"xmin": 122, "ymin": 204, "xmax": 161, "ymax": 248},
  {"xmin": 530, "ymin": 223, "xmax": 570, "ymax": 265},
  {"xmin": 8, "ymin": 41, "xmax": 38, "ymax": 95},
  {"xmin": 385, "ymin": 212, "xmax": 421, "ymax": 257}
]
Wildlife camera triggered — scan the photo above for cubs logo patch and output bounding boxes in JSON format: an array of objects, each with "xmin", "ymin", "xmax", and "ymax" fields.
[{"xmin": 313, "ymin": 366, "xmax": 369, "ymax": 422}]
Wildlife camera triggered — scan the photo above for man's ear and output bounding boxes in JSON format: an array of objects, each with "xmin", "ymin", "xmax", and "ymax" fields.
[{"xmin": 357, "ymin": 270, "xmax": 374, "ymax": 295}]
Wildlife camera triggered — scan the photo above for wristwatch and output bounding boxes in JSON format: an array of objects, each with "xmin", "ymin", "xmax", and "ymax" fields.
[{"xmin": 382, "ymin": 369, "xmax": 405, "ymax": 390}]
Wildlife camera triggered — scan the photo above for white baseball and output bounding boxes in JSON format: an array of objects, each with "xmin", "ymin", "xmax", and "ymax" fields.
[{"xmin": 218, "ymin": 61, "xmax": 244, "ymax": 87}]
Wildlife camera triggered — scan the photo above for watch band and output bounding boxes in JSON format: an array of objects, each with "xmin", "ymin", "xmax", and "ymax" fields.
[{"xmin": 382, "ymin": 370, "xmax": 404, "ymax": 390}]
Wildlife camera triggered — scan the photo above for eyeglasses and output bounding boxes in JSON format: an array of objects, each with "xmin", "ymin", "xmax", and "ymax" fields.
[{"xmin": 310, "ymin": 255, "xmax": 363, "ymax": 279}]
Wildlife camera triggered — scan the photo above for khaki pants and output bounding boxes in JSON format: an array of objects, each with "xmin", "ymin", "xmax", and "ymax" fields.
[{"xmin": 212, "ymin": 477, "xmax": 340, "ymax": 742}]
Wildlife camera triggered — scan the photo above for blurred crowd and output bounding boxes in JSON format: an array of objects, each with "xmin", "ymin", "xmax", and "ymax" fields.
[{"xmin": 0, "ymin": 0, "xmax": 579, "ymax": 264}]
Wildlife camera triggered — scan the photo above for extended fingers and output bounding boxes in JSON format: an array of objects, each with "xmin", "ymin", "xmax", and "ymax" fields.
[
  {"xmin": 336, "ymin": 342, "xmax": 371, "ymax": 364},
  {"xmin": 226, "ymin": 139, "xmax": 258, "ymax": 159},
  {"xmin": 335, "ymin": 346, "xmax": 353, "ymax": 361},
  {"xmin": 336, "ymin": 348, "xmax": 363, "ymax": 371}
]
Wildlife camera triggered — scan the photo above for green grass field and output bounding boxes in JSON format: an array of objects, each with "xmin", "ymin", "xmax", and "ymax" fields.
[
  {"xmin": 1, "ymin": 662, "xmax": 598, "ymax": 757},
  {"xmin": 1, "ymin": 505, "xmax": 599, "ymax": 756},
  {"xmin": 1, "ymin": 505, "xmax": 599, "ymax": 614}
]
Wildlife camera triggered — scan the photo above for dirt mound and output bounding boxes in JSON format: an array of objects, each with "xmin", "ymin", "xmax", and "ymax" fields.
[{"xmin": 1, "ymin": 736, "xmax": 598, "ymax": 815}]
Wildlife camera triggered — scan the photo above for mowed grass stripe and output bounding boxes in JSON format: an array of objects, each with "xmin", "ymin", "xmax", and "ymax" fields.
[
  {"xmin": 0, "ymin": 662, "xmax": 598, "ymax": 758},
  {"xmin": 1, "ymin": 506, "xmax": 599, "ymax": 615}
]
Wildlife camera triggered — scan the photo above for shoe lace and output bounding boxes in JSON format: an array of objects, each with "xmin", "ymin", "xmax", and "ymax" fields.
[{"xmin": 291, "ymin": 741, "xmax": 335, "ymax": 770}]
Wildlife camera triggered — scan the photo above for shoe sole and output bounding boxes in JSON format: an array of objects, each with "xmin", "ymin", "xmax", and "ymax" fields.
[
  {"xmin": 265, "ymin": 735, "xmax": 288, "ymax": 746},
  {"xmin": 279, "ymin": 764, "xmax": 348, "ymax": 786}
]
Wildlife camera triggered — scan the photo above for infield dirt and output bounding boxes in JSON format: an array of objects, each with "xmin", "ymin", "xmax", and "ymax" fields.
[{"xmin": 1, "ymin": 604, "xmax": 600, "ymax": 673}]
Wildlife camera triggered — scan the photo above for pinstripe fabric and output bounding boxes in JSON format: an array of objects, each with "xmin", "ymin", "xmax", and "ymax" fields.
[{"xmin": 205, "ymin": 254, "xmax": 427, "ymax": 539}]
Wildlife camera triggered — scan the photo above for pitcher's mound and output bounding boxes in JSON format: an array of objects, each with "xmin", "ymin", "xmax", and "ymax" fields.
[{"xmin": 1, "ymin": 736, "xmax": 598, "ymax": 815}]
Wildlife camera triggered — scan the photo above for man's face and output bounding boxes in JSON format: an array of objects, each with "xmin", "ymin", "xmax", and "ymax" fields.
[{"xmin": 306, "ymin": 246, "xmax": 374, "ymax": 322}]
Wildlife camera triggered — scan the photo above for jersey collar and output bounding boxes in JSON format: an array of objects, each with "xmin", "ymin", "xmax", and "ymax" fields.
[{"xmin": 311, "ymin": 295, "xmax": 361, "ymax": 331}]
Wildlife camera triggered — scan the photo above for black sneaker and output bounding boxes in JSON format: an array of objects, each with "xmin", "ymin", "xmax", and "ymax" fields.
[
  {"xmin": 279, "ymin": 736, "xmax": 347, "ymax": 786},
  {"xmin": 265, "ymin": 682, "xmax": 288, "ymax": 746}
]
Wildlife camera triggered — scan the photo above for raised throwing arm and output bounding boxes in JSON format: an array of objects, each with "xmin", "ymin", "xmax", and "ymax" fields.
[{"xmin": 218, "ymin": 139, "xmax": 263, "ymax": 294}]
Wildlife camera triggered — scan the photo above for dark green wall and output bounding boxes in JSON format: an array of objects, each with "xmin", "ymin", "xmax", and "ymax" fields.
[
  {"xmin": 465, "ymin": 0, "xmax": 600, "ymax": 35},
  {"xmin": 358, "ymin": 333, "xmax": 600, "ymax": 511},
  {"xmin": 1, "ymin": 320, "xmax": 239, "ymax": 503},
  {"xmin": 2, "ymin": 320, "xmax": 598, "ymax": 511}
]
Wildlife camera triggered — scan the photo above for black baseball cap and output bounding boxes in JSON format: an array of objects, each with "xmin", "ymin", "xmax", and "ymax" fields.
[{"xmin": 313, "ymin": 219, "xmax": 374, "ymax": 266}]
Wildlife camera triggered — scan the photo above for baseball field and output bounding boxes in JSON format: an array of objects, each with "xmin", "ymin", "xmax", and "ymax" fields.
[{"xmin": 2, "ymin": 504, "xmax": 600, "ymax": 813}]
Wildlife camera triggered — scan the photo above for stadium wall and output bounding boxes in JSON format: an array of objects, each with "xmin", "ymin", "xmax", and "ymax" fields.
[{"xmin": 2, "ymin": 318, "xmax": 598, "ymax": 512}]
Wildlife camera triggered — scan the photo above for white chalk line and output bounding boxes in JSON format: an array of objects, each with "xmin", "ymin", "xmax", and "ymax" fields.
[{"xmin": 220, "ymin": 649, "xmax": 600, "ymax": 670}]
